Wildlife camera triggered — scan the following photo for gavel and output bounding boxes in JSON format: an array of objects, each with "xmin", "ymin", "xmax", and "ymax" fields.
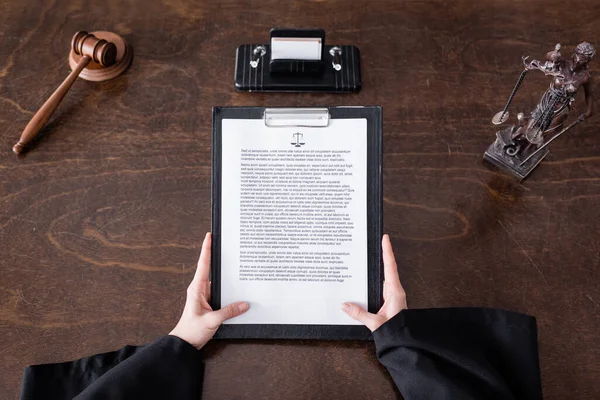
[{"xmin": 13, "ymin": 31, "xmax": 117, "ymax": 154}]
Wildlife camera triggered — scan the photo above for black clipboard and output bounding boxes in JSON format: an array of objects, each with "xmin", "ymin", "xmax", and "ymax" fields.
[{"xmin": 211, "ymin": 106, "xmax": 382, "ymax": 340}]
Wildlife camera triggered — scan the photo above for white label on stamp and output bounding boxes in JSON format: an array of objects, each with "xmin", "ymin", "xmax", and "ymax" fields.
[{"xmin": 270, "ymin": 37, "xmax": 322, "ymax": 61}]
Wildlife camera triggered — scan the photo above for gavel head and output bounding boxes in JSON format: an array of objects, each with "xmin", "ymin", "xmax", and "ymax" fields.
[{"xmin": 71, "ymin": 31, "xmax": 117, "ymax": 67}]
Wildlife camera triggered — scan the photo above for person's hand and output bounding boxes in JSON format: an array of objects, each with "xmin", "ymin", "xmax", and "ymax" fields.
[
  {"xmin": 342, "ymin": 234, "xmax": 407, "ymax": 332},
  {"xmin": 170, "ymin": 233, "xmax": 249, "ymax": 349}
]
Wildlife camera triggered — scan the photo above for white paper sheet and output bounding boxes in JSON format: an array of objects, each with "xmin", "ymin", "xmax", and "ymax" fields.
[{"xmin": 220, "ymin": 118, "xmax": 368, "ymax": 325}]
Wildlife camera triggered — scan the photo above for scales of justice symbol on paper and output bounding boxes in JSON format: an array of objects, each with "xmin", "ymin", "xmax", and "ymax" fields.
[{"xmin": 291, "ymin": 132, "xmax": 306, "ymax": 147}]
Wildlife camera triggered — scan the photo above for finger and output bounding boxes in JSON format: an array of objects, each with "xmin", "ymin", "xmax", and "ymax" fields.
[
  {"xmin": 209, "ymin": 302, "xmax": 250, "ymax": 326},
  {"xmin": 382, "ymin": 234, "xmax": 402, "ymax": 290},
  {"xmin": 190, "ymin": 233, "xmax": 211, "ymax": 287},
  {"xmin": 195, "ymin": 232, "xmax": 212, "ymax": 282},
  {"xmin": 188, "ymin": 233, "xmax": 212, "ymax": 299},
  {"xmin": 341, "ymin": 302, "xmax": 381, "ymax": 332}
]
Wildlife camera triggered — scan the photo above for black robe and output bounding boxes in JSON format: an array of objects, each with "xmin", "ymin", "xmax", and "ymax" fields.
[{"xmin": 20, "ymin": 308, "xmax": 542, "ymax": 400}]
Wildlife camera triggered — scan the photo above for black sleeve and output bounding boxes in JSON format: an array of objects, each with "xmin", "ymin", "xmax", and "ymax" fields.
[
  {"xmin": 373, "ymin": 308, "xmax": 542, "ymax": 400},
  {"xmin": 20, "ymin": 335, "xmax": 203, "ymax": 400}
]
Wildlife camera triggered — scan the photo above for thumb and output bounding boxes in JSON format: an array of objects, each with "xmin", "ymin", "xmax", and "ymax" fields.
[
  {"xmin": 342, "ymin": 303, "xmax": 381, "ymax": 332},
  {"xmin": 211, "ymin": 302, "xmax": 250, "ymax": 325}
]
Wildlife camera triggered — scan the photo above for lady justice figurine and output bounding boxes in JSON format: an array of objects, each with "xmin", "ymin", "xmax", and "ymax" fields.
[{"xmin": 484, "ymin": 42, "xmax": 595, "ymax": 179}]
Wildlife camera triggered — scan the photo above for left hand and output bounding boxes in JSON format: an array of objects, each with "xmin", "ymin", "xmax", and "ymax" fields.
[{"xmin": 170, "ymin": 233, "xmax": 249, "ymax": 349}]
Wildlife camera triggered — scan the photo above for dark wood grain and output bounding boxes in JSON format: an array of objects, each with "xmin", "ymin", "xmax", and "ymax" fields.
[{"xmin": 1, "ymin": 1, "xmax": 599, "ymax": 399}]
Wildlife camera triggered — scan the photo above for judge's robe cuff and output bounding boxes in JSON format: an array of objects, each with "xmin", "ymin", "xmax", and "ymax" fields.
[
  {"xmin": 20, "ymin": 335, "xmax": 202, "ymax": 400},
  {"xmin": 372, "ymin": 308, "xmax": 543, "ymax": 400}
]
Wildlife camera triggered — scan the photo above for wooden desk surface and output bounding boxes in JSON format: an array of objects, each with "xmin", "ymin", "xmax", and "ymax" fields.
[{"xmin": 1, "ymin": 1, "xmax": 599, "ymax": 398}]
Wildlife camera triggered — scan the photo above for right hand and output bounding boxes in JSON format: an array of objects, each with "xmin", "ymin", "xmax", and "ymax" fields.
[{"xmin": 342, "ymin": 234, "xmax": 407, "ymax": 332}]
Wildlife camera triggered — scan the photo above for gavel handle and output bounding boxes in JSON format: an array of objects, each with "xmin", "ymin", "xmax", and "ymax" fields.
[{"xmin": 13, "ymin": 55, "xmax": 91, "ymax": 154}]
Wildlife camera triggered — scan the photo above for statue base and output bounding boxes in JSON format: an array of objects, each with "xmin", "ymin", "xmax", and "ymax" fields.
[{"xmin": 483, "ymin": 126, "xmax": 549, "ymax": 180}]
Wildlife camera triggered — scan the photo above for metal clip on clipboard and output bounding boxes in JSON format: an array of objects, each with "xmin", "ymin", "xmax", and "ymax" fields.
[
  {"xmin": 235, "ymin": 29, "xmax": 361, "ymax": 93},
  {"xmin": 263, "ymin": 108, "xmax": 330, "ymax": 127}
]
